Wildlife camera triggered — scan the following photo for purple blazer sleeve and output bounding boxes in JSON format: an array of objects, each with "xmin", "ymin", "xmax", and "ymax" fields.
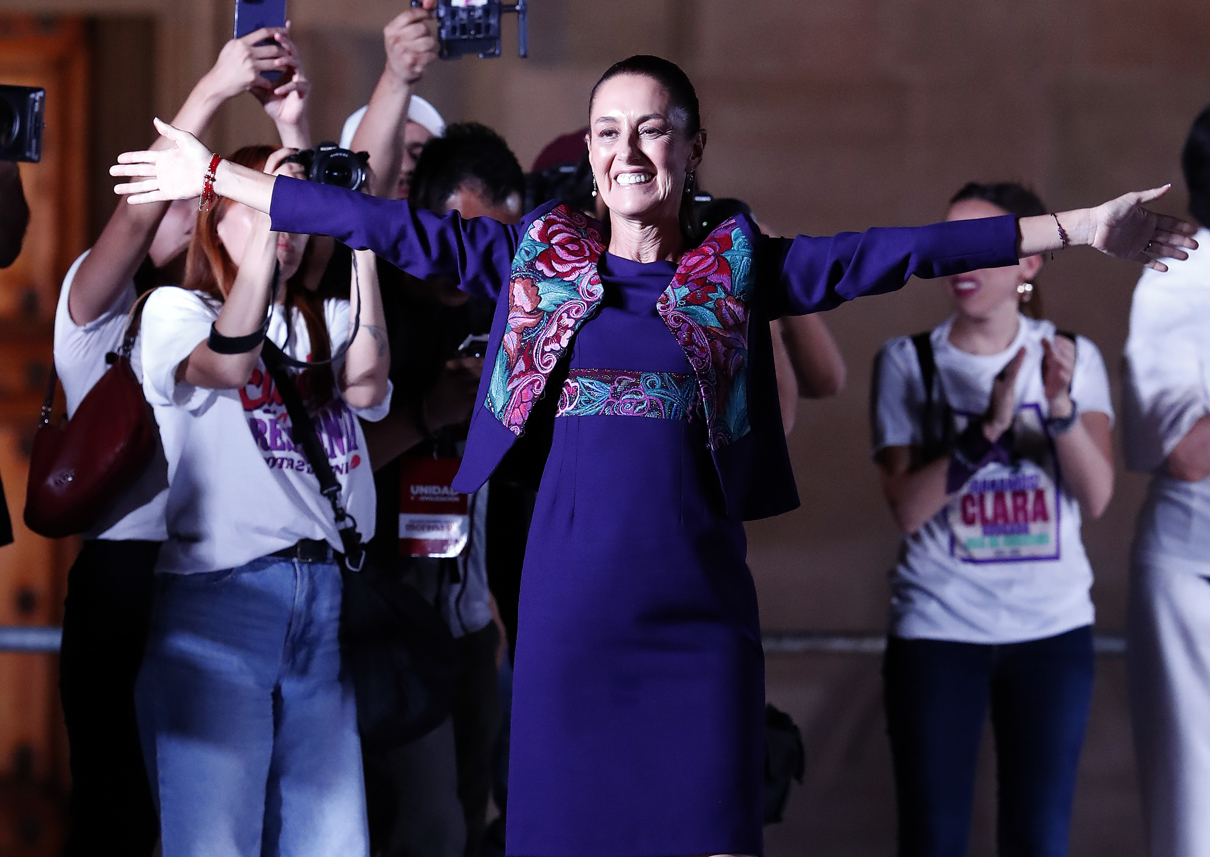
[
  {"xmin": 763, "ymin": 214, "xmax": 1020, "ymax": 317},
  {"xmin": 269, "ymin": 176, "xmax": 522, "ymax": 302}
]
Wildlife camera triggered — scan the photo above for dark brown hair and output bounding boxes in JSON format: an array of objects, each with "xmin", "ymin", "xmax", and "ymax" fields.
[
  {"xmin": 950, "ymin": 181, "xmax": 1047, "ymax": 320},
  {"xmin": 183, "ymin": 145, "xmax": 335, "ymax": 405}
]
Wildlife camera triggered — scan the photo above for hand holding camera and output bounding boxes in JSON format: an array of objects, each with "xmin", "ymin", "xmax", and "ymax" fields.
[{"xmin": 385, "ymin": 1, "xmax": 439, "ymax": 86}]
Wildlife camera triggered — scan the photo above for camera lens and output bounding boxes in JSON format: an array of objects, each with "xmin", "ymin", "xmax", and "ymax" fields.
[
  {"xmin": 0, "ymin": 98, "xmax": 17, "ymax": 149},
  {"xmin": 322, "ymin": 161, "xmax": 353, "ymax": 187}
]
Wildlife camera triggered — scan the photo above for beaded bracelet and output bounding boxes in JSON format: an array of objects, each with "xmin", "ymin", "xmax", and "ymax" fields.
[
  {"xmin": 200, "ymin": 154, "xmax": 221, "ymax": 212},
  {"xmin": 1050, "ymin": 213, "xmax": 1069, "ymax": 261}
]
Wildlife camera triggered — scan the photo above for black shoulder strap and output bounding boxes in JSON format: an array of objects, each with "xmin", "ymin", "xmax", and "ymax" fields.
[
  {"xmin": 909, "ymin": 332, "xmax": 937, "ymax": 455},
  {"xmin": 261, "ymin": 340, "xmax": 364, "ymax": 571}
]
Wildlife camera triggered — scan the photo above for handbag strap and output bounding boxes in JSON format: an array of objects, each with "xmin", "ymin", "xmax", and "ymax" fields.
[
  {"xmin": 261, "ymin": 339, "xmax": 365, "ymax": 571},
  {"xmin": 39, "ymin": 286, "xmax": 157, "ymax": 428},
  {"xmin": 38, "ymin": 362, "xmax": 58, "ymax": 428}
]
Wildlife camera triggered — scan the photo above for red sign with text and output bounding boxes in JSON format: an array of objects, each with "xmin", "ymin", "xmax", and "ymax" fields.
[{"xmin": 398, "ymin": 457, "xmax": 468, "ymax": 558}]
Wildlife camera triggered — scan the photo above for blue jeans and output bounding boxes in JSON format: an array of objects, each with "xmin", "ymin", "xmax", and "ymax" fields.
[
  {"xmin": 136, "ymin": 556, "xmax": 368, "ymax": 857},
  {"xmin": 883, "ymin": 626, "xmax": 1094, "ymax": 857}
]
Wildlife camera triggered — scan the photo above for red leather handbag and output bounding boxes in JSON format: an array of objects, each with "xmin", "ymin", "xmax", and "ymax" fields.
[{"xmin": 24, "ymin": 297, "xmax": 157, "ymax": 539}]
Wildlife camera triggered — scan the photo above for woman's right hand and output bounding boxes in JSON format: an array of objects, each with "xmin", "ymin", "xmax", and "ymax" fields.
[
  {"xmin": 112, "ymin": 118, "xmax": 214, "ymax": 203},
  {"xmin": 984, "ymin": 347, "xmax": 1025, "ymax": 441}
]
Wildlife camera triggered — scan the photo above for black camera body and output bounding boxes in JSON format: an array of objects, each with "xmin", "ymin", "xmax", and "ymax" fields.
[
  {"xmin": 283, "ymin": 142, "xmax": 369, "ymax": 192},
  {"xmin": 0, "ymin": 85, "xmax": 45, "ymax": 163},
  {"xmin": 413, "ymin": 0, "xmax": 528, "ymax": 59}
]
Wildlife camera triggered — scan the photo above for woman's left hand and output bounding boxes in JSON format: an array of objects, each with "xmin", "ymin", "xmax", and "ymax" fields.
[
  {"xmin": 1088, "ymin": 185, "xmax": 1199, "ymax": 271},
  {"xmin": 1041, "ymin": 336, "xmax": 1076, "ymax": 417}
]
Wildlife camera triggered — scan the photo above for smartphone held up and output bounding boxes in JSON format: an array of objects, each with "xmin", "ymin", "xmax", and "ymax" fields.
[{"xmin": 234, "ymin": 0, "xmax": 288, "ymax": 81}]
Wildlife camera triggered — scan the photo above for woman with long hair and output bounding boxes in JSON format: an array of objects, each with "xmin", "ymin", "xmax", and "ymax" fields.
[
  {"xmin": 871, "ymin": 182, "xmax": 1115, "ymax": 857},
  {"xmin": 133, "ymin": 144, "xmax": 390, "ymax": 856},
  {"xmin": 113, "ymin": 45, "xmax": 1192, "ymax": 857}
]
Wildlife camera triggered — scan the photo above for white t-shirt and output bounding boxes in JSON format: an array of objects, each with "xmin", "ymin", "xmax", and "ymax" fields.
[
  {"xmin": 1122, "ymin": 229, "xmax": 1210, "ymax": 564},
  {"xmin": 52, "ymin": 251, "xmax": 169, "ymax": 542},
  {"xmin": 871, "ymin": 314, "xmax": 1114, "ymax": 644},
  {"xmin": 140, "ymin": 286, "xmax": 391, "ymax": 574}
]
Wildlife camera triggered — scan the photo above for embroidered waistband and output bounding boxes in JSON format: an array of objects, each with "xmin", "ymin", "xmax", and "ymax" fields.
[{"xmin": 555, "ymin": 369, "xmax": 699, "ymax": 421}]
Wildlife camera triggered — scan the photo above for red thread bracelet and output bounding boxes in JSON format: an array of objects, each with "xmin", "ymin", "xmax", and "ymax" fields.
[{"xmin": 200, "ymin": 154, "xmax": 221, "ymax": 212}]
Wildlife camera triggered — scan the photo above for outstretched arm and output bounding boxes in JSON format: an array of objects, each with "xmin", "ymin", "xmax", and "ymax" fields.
[
  {"xmin": 112, "ymin": 120, "xmax": 521, "ymax": 300},
  {"xmin": 73, "ymin": 28, "xmax": 297, "ymax": 325},
  {"xmin": 769, "ymin": 188, "xmax": 1198, "ymax": 318}
]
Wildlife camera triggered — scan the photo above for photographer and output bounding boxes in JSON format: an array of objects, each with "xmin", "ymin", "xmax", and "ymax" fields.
[
  {"xmin": 134, "ymin": 141, "xmax": 389, "ymax": 856},
  {"xmin": 51, "ymin": 29, "xmax": 306, "ymax": 857},
  {"xmin": 358, "ymin": 122, "xmax": 523, "ymax": 857}
]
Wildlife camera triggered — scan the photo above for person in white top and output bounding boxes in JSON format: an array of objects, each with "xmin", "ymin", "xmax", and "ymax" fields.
[
  {"xmin": 133, "ymin": 138, "xmax": 390, "ymax": 854},
  {"xmin": 51, "ymin": 30, "xmax": 309, "ymax": 857},
  {"xmin": 870, "ymin": 183, "xmax": 1118, "ymax": 857},
  {"xmin": 1122, "ymin": 105, "xmax": 1210, "ymax": 857}
]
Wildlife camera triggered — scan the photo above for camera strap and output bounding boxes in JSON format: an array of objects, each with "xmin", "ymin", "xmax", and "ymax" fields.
[
  {"xmin": 266, "ymin": 254, "xmax": 362, "ymax": 370},
  {"xmin": 261, "ymin": 339, "xmax": 365, "ymax": 572}
]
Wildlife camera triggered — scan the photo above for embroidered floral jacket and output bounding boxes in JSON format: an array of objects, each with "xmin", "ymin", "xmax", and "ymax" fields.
[{"xmin": 270, "ymin": 181, "xmax": 1021, "ymax": 520}]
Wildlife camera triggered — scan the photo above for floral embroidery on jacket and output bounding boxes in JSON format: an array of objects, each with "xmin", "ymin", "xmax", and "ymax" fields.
[
  {"xmin": 656, "ymin": 219, "xmax": 756, "ymax": 449},
  {"xmin": 487, "ymin": 207, "xmax": 606, "ymax": 435},
  {"xmin": 555, "ymin": 369, "xmax": 699, "ymax": 422}
]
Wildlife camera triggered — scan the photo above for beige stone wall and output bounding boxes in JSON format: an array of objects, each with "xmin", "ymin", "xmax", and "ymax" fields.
[{"xmin": 5, "ymin": 0, "xmax": 1210, "ymax": 852}]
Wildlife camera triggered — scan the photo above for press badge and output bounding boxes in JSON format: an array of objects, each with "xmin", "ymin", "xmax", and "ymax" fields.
[
  {"xmin": 946, "ymin": 404, "xmax": 1061, "ymax": 563},
  {"xmin": 398, "ymin": 457, "xmax": 469, "ymax": 558}
]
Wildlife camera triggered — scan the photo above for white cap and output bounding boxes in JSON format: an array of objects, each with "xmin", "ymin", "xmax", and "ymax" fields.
[{"xmin": 339, "ymin": 95, "xmax": 446, "ymax": 150}]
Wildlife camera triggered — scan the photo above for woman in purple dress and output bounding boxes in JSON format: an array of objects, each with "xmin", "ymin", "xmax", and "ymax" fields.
[{"xmin": 113, "ymin": 53, "xmax": 1194, "ymax": 857}]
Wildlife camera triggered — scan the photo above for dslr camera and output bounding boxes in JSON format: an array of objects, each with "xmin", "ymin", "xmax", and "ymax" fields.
[
  {"xmin": 0, "ymin": 85, "xmax": 45, "ymax": 163},
  {"xmin": 283, "ymin": 142, "xmax": 369, "ymax": 192}
]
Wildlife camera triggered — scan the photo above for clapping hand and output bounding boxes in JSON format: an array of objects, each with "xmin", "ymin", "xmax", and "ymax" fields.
[
  {"xmin": 1087, "ymin": 185, "xmax": 1198, "ymax": 272},
  {"xmin": 984, "ymin": 347, "xmax": 1026, "ymax": 442},
  {"xmin": 111, "ymin": 119, "xmax": 214, "ymax": 204},
  {"xmin": 1041, "ymin": 337, "xmax": 1076, "ymax": 418}
]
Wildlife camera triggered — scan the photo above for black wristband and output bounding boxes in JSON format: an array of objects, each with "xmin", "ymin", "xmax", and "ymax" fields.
[{"xmin": 208, "ymin": 322, "xmax": 266, "ymax": 355}]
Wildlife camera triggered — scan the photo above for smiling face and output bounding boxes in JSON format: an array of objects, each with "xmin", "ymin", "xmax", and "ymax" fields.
[
  {"xmin": 945, "ymin": 198, "xmax": 1042, "ymax": 321},
  {"xmin": 587, "ymin": 73, "xmax": 705, "ymax": 226}
]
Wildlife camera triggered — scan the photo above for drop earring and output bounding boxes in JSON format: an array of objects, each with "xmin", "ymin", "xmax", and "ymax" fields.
[
  {"xmin": 684, "ymin": 171, "xmax": 696, "ymax": 195},
  {"xmin": 591, "ymin": 175, "xmax": 598, "ymax": 198},
  {"xmin": 1017, "ymin": 281, "xmax": 1034, "ymax": 302}
]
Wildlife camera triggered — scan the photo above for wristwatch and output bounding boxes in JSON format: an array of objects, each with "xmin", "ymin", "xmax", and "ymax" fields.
[{"xmin": 1045, "ymin": 399, "xmax": 1079, "ymax": 436}]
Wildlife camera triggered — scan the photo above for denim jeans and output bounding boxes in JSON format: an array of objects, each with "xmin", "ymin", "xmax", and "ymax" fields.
[
  {"xmin": 136, "ymin": 556, "xmax": 368, "ymax": 857},
  {"xmin": 883, "ymin": 626, "xmax": 1095, "ymax": 857}
]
